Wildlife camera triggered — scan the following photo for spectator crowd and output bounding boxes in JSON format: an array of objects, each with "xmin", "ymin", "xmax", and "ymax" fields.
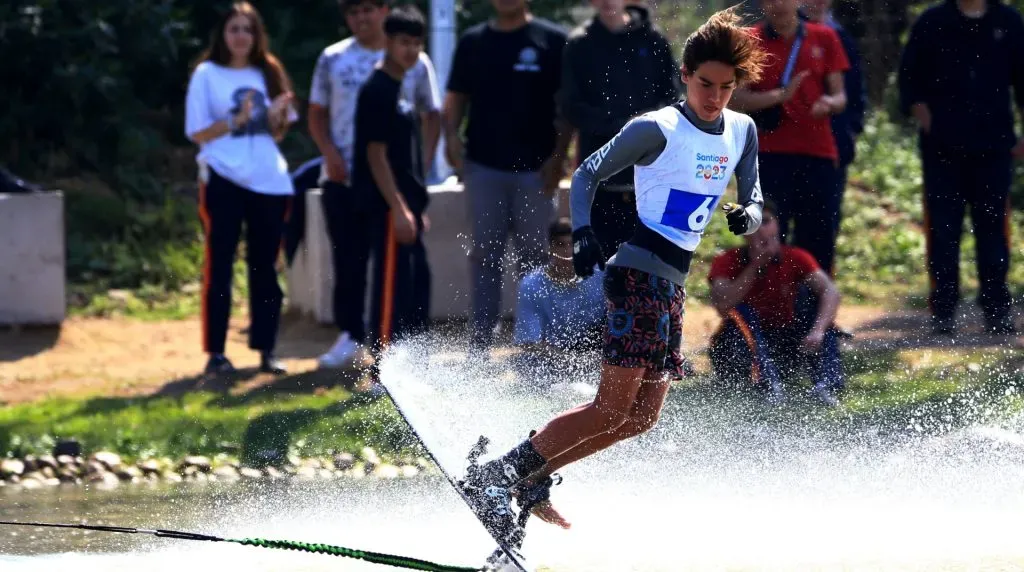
[{"xmin": 184, "ymin": 0, "xmax": 1021, "ymax": 406}]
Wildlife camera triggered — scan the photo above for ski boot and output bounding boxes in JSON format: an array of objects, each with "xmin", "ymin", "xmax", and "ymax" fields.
[{"xmin": 458, "ymin": 436, "xmax": 526, "ymax": 551}]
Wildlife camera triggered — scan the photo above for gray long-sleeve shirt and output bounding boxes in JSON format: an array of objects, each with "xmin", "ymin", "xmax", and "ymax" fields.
[{"xmin": 570, "ymin": 101, "xmax": 763, "ymax": 286}]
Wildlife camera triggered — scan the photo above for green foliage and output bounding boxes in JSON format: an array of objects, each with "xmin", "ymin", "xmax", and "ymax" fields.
[
  {"xmin": 63, "ymin": 189, "xmax": 213, "ymax": 318},
  {"xmin": 0, "ymin": 0, "xmax": 577, "ymax": 187}
]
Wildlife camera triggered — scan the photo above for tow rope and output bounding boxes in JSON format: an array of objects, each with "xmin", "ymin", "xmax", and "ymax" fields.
[{"xmin": 0, "ymin": 520, "xmax": 481, "ymax": 572}]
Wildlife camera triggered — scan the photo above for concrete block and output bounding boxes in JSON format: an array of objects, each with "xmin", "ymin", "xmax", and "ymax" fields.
[
  {"xmin": 287, "ymin": 181, "xmax": 568, "ymax": 324},
  {"xmin": 0, "ymin": 192, "xmax": 66, "ymax": 325}
]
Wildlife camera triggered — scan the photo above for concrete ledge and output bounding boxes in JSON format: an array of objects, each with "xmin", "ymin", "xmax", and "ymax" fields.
[
  {"xmin": 0, "ymin": 192, "xmax": 66, "ymax": 325},
  {"xmin": 287, "ymin": 180, "xmax": 569, "ymax": 324}
]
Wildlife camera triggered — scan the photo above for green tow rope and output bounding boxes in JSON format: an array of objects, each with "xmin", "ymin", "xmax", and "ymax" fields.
[{"xmin": 0, "ymin": 520, "xmax": 481, "ymax": 572}]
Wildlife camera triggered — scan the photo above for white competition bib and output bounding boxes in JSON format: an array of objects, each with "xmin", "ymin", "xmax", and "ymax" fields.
[{"xmin": 634, "ymin": 106, "xmax": 748, "ymax": 251}]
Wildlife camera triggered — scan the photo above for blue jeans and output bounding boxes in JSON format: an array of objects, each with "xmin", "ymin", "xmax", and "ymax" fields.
[{"xmin": 709, "ymin": 286, "xmax": 844, "ymax": 392}]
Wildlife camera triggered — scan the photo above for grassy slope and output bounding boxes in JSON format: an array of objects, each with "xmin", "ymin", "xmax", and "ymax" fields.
[{"xmin": 0, "ymin": 387, "xmax": 422, "ymax": 466}]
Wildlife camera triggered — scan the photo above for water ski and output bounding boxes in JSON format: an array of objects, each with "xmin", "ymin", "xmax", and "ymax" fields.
[{"xmin": 376, "ymin": 378, "xmax": 533, "ymax": 571}]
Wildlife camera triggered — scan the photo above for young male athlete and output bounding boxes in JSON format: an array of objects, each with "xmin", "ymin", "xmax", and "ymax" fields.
[{"xmin": 459, "ymin": 7, "xmax": 769, "ymax": 545}]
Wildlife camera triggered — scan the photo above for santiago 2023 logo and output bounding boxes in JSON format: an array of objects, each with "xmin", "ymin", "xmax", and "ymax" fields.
[{"xmin": 695, "ymin": 152, "xmax": 729, "ymax": 181}]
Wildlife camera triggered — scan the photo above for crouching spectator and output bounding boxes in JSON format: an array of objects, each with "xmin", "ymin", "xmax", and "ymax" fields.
[
  {"xmin": 707, "ymin": 200, "xmax": 844, "ymax": 405},
  {"xmin": 512, "ymin": 218, "xmax": 605, "ymax": 376}
]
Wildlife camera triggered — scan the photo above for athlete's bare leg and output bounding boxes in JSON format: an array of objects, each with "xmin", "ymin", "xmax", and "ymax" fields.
[
  {"xmin": 522, "ymin": 370, "xmax": 671, "ymax": 528},
  {"xmin": 535, "ymin": 376, "xmax": 670, "ymax": 475},
  {"xmin": 529, "ymin": 363, "xmax": 648, "ymax": 461}
]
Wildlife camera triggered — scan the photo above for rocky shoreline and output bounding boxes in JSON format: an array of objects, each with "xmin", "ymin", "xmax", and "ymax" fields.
[{"xmin": 0, "ymin": 448, "xmax": 431, "ymax": 491}]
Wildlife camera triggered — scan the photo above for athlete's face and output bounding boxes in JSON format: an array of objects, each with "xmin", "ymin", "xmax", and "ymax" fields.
[
  {"xmin": 345, "ymin": 2, "xmax": 388, "ymax": 43},
  {"xmin": 681, "ymin": 61, "xmax": 737, "ymax": 122},
  {"xmin": 746, "ymin": 212, "xmax": 781, "ymax": 259},
  {"xmin": 387, "ymin": 33, "xmax": 423, "ymax": 71},
  {"xmin": 591, "ymin": 0, "xmax": 626, "ymax": 19},
  {"xmin": 224, "ymin": 14, "xmax": 255, "ymax": 62}
]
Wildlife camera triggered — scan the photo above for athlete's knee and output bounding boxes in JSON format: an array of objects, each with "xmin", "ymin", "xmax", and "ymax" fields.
[
  {"xmin": 619, "ymin": 411, "xmax": 661, "ymax": 438},
  {"xmin": 591, "ymin": 407, "xmax": 631, "ymax": 434}
]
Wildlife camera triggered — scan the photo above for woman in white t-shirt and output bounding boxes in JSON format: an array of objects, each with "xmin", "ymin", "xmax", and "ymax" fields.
[{"xmin": 185, "ymin": 1, "xmax": 297, "ymax": 376}]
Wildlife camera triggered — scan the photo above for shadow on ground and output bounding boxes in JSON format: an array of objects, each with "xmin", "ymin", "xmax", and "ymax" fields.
[{"xmin": 0, "ymin": 325, "xmax": 61, "ymax": 363}]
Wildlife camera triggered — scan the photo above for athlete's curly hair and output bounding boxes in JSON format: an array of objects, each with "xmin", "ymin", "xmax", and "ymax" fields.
[{"xmin": 681, "ymin": 5, "xmax": 767, "ymax": 85}]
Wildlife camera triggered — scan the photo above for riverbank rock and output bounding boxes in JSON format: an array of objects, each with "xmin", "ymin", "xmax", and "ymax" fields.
[
  {"xmin": 57, "ymin": 455, "xmax": 82, "ymax": 473},
  {"xmin": 212, "ymin": 466, "xmax": 239, "ymax": 481},
  {"xmin": 87, "ymin": 471, "xmax": 120, "ymax": 487},
  {"xmin": 20, "ymin": 478, "xmax": 42, "ymax": 489},
  {"xmin": 1, "ymin": 458, "xmax": 25, "ymax": 478},
  {"xmin": 21, "ymin": 455, "xmax": 40, "ymax": 473},
  {"xmin": 373, "ymin": 464, "xmax": 400, "ymax": 479},
  {"xmin": 138, "ymin": 459, "xmax": 161, "ymax": 477},
  {"xmin": 37, "ymin": 455, "xmax": 59, "ymax": 471},
  {"xmin": 361, "ymin": 447, "xmax": 381, "ymax": 467},
  {"xmin": 91, "ymin": 451, "xmax": 123, "ymax": 471},
  {"xmin": 239, "ymin": 467, "xmax": 262, "ymax": 479},
  {"xmin": 332, "ymin": 452, "xmax": 355, "ymax": 471},
  {"xmin": 85, "ymin": 460, "xmax": 107, "ymax": 476},
  {"xmin": 115, "ymin": 466, "xmax": 142, "ymax": 482},
  {"xmin": 178, "ymin": 456, "xmax": 212, "ymax": 475}
]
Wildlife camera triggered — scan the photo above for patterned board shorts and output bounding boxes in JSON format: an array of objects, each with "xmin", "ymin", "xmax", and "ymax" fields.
[{"xmin": 602, "ymin": 266, "xmax": 687, "ymax": 379}]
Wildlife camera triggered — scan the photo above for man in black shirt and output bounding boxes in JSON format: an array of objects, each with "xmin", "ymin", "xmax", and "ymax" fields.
[
  {"xmin": 560, "ymin": 0, "xmax": 681, "ymax": 256},
  {"xmin": 898, "ymin": 0, "xmax": 1022, "ymax": 335},
  {"xmin": 352, "ymin": 5, "xmax": 432, "ymax": 350},
  {"xmin": 443, "ymin": 0, "xmax": 574, "ymax": 350}
]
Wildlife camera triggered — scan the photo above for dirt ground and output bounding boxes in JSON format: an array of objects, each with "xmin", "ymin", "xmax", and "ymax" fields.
[{"xmin": 1, "ymin": 303, "xmax": 1019, "ymax": 405}]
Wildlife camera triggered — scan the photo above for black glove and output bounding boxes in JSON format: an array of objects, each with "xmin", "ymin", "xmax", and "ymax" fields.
[
  {"xmin": 571, "ymin": 226, "xmax": 606, "ymax": 278},
  {"xmin": 722, "ymin": 202, "xmax": 750, "ymax": 236}
]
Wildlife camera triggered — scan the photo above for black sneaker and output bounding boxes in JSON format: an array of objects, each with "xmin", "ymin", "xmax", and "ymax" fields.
[
  {"xmin": 204, "ymin": 354, "xmax": 236, "ymax": 375},
  {"xmin": 984, "ymin": 316, "xmax": 1017, "ymax": 336},
  {"xmin": 259, "ymin": 353, "xmax": 287, "ymax": 374}
]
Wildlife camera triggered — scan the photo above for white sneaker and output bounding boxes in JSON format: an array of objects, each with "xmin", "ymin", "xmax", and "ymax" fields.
[{"xmin": 318, "ymin": 333, "xmax": 359, "ymax": 369}]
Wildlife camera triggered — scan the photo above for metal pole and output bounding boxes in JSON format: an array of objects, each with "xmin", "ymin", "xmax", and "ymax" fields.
[{"xmin": 429, "ymin": 0, "xmax": 458, "ymax": 184}]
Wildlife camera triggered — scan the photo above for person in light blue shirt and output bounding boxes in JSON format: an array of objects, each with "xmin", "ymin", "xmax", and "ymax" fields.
[{"xmin": 513, "ymin": 217, "xmax": 605, "ymax": 355}]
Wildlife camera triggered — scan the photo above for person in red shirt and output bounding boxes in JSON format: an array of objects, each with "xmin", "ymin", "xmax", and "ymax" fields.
[
  {"xmin": 729, "ymin": 0, "xmax": 849, "ymax": 275},
  {"xmin": 708, "ymin": 200, "xmax": 844, "ymax": 405}
]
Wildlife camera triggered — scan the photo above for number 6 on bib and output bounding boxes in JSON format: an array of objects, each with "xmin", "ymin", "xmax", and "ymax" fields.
[{"xmin": 662, "ymin": 190, "xmax": 719, "ymax": 232}]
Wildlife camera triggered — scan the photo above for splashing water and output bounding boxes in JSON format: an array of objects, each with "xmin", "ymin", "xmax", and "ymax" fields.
[{"xmin": 3, "ymin": 331, "xmax": 1024, "ymax": 571}]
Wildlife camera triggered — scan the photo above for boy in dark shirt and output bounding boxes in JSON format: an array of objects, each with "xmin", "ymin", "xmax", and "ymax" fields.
[{"xmin": 352, "ymin": 5, "xmax": 432, "ymax": 350}]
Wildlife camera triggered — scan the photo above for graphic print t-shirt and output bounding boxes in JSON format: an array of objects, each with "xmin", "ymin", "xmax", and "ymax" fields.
[
  {"xmin": 185, "ymin": 62, "xmax": 297, "ymax": 195},
  {"xmin": 352, "ymin": 69, "xmax": 427, "ymax": 215}
]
